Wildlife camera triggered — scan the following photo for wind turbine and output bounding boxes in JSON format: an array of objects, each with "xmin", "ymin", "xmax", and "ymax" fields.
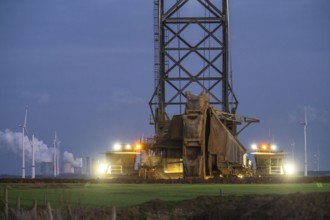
[
  {"xmin": 19, "ymin": 107, "xmax": 37, "ymax": 179},
  {"xmin": 57, "ymin": 134, "xmax": 61, "ymax": 176},
  {"xmin": 19, "ymin": 107, "xmax": 28, "ymax": 179},
  {"xmin": 301, "ymin": 107, "xmax": 308, "ymax": 177}
]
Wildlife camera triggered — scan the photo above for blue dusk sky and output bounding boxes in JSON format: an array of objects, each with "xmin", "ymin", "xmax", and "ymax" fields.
[{"xmin": 0, "ymin": 0, "xmax": 329, "ymax": 175}]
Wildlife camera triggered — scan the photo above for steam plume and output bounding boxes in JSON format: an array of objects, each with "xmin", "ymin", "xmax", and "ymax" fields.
[
  {"xmin": 63, "ymin": 151, "xmax": 82, "ymax": 168},
  {"xmin": 0, "ymin": 129, "xmax": 53, "ymax": 163},
  {"xmin": 0, "ymin": 129, "xmax": 80, "ymax": 167}
]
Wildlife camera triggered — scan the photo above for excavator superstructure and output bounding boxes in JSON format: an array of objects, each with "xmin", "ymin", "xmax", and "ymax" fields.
[{"xmin": 143, "ymin": 92, "xmax": 255, "ymax": 179}]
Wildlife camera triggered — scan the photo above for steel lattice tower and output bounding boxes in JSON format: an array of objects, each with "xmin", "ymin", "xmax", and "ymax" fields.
[{"xmin": 149, "ymin": 0, "xmax": 238, "ymax": 134}]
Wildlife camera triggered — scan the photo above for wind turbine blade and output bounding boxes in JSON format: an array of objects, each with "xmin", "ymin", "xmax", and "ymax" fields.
[{"xmin": 24, "ymin": 107, "xmax": 28, "ymax": 128}]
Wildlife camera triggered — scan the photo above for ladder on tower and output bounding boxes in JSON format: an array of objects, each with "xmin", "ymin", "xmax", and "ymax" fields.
[{"xmin": 153, "ymin": 0, "xmax": 160, "ymax": 101}]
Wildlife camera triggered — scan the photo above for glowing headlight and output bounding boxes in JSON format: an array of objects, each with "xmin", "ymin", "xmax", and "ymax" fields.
[
  {"xmin": 271, "ymin": 144, "xmax": 277, "ymax": 151},
  {"xmin": 251, "ymin": 144, "xmax": 257, "ymax": 150},
  {"xmin": 135, "ymin": 144, "xmax": 141, "ymax": 150},
  {"xmin": 97, "ymin": 163, "xmax": 108, "ymax": 175},
  {"xmin": 284, "ymin": 164, "xmax": 295, "ymax": 175},
  {"xmin": 113, "ymin": 143, "xmax": 122, "ymax": 151},
  {"xmin": 125, "ymin": 144, "xmax": 132, "ymax": 150}
]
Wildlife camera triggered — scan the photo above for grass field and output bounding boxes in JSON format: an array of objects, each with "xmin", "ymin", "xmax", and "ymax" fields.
[{"xmin": 1, "ymin": 183, "xmax": 330, "ymax": 208}]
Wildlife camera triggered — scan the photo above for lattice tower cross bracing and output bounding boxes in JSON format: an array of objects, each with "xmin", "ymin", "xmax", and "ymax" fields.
[{"xmin": 149, "ymin": 0, "xmax": 238, "ymax": 135}]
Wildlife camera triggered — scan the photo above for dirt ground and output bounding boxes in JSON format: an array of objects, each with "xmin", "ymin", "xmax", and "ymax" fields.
[
  {"xmin": 11, "ymin": 192, "xmax": 328, "ymax": 220},
  {"xmin": 113, "ymin": 192, "xmax": 330, "ymax": 220}
]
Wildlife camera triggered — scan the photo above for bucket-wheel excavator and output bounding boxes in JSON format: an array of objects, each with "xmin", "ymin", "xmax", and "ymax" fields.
[
  {"xmin": 104, "ymin": 0, "xmax": 259, "ymax": 180},
  {"xmin": 141, "ymin": 0, "xmax": 259, "ymax": 179}
]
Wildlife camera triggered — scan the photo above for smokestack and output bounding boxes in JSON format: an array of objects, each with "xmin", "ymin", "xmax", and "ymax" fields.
[
  {"xmin": 32, "ymin": 134, "xmax": 35, "ymax": 179},
  {"xmin": 53, "ymin": 132, "xmax": 61, "ymax": 177},
  {"xmin": 41, "ymin": 162, "xmax": 53, "ymax": 176},
  {"xmin": 86, "ymin": 157, "xmax": 91, "ymax": 176},
  {"xmin": 74, "ymin": 157, "xmax": 83, "ymax": 175}
]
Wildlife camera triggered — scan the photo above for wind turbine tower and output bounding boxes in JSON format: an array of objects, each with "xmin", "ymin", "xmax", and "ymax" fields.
[
  {"xmin": 20, "ymin": 107, "xmax": 28, "ymax": 179},
  {"xmin": 303, "ymin": 107, "xmax": 308, "ymax": 177},
  {"xmin": 32, "ymin": 134, "xmax": 35, "ymax": 179},
  {"xmin": 57, "ymin": 134, "xmax": 61, "ymax": 176}
]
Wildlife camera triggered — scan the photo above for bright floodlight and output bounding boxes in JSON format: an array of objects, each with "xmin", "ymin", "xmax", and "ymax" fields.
[
  {"xmin": 261, "ymin": 144, "xmax": 267, "ymax": 150},
  {"xmin": 135, "ymin": 144, "xmax": 141, "ymax": 150},
  {"xmin": 284, "ymin": 164, "xmax": 295, "ymax": 175},
  {"xmin": 270, "ymin": 144, "xmax": 277, "ymax": 151},
  {"xmin": 125, "ymin": 144, "xmax": 132, "ymax": 150},
  {"xmin": 251, "ymin": 144, "xmax": 257, "ymax": 150},
  {"xmin": 97, "ymin": 163, "xmax": 108, "ymax": 175},
  {"xmin": 113, "ymin": 143, "xmax": 122, "ymax": 151}
]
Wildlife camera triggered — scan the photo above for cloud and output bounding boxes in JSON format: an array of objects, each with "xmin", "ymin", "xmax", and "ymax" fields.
[{"xmin": 21, "ymin": 90, "xmax": 50, "ymax": 104}]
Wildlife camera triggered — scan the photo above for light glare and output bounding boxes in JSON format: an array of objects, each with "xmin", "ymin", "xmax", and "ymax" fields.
[
  {"xmin": 284, "ymin": 164, "xmax": 295, "ymax": 175},
  {"xmin": 97, "ymin": 163, "xmax": 108, "ymax": 175},
  {"xmin": 113, "ymin": 143, "xmax": 121, "ymax": 151},
  {"xmin": 271, "ymin": 144, "xmax": 277, "ymax": 151}
]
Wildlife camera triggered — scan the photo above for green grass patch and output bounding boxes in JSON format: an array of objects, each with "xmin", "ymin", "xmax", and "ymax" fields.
[{"xmin": 1, "ymin": 183, "xmax": 330, "ymax": 208}]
